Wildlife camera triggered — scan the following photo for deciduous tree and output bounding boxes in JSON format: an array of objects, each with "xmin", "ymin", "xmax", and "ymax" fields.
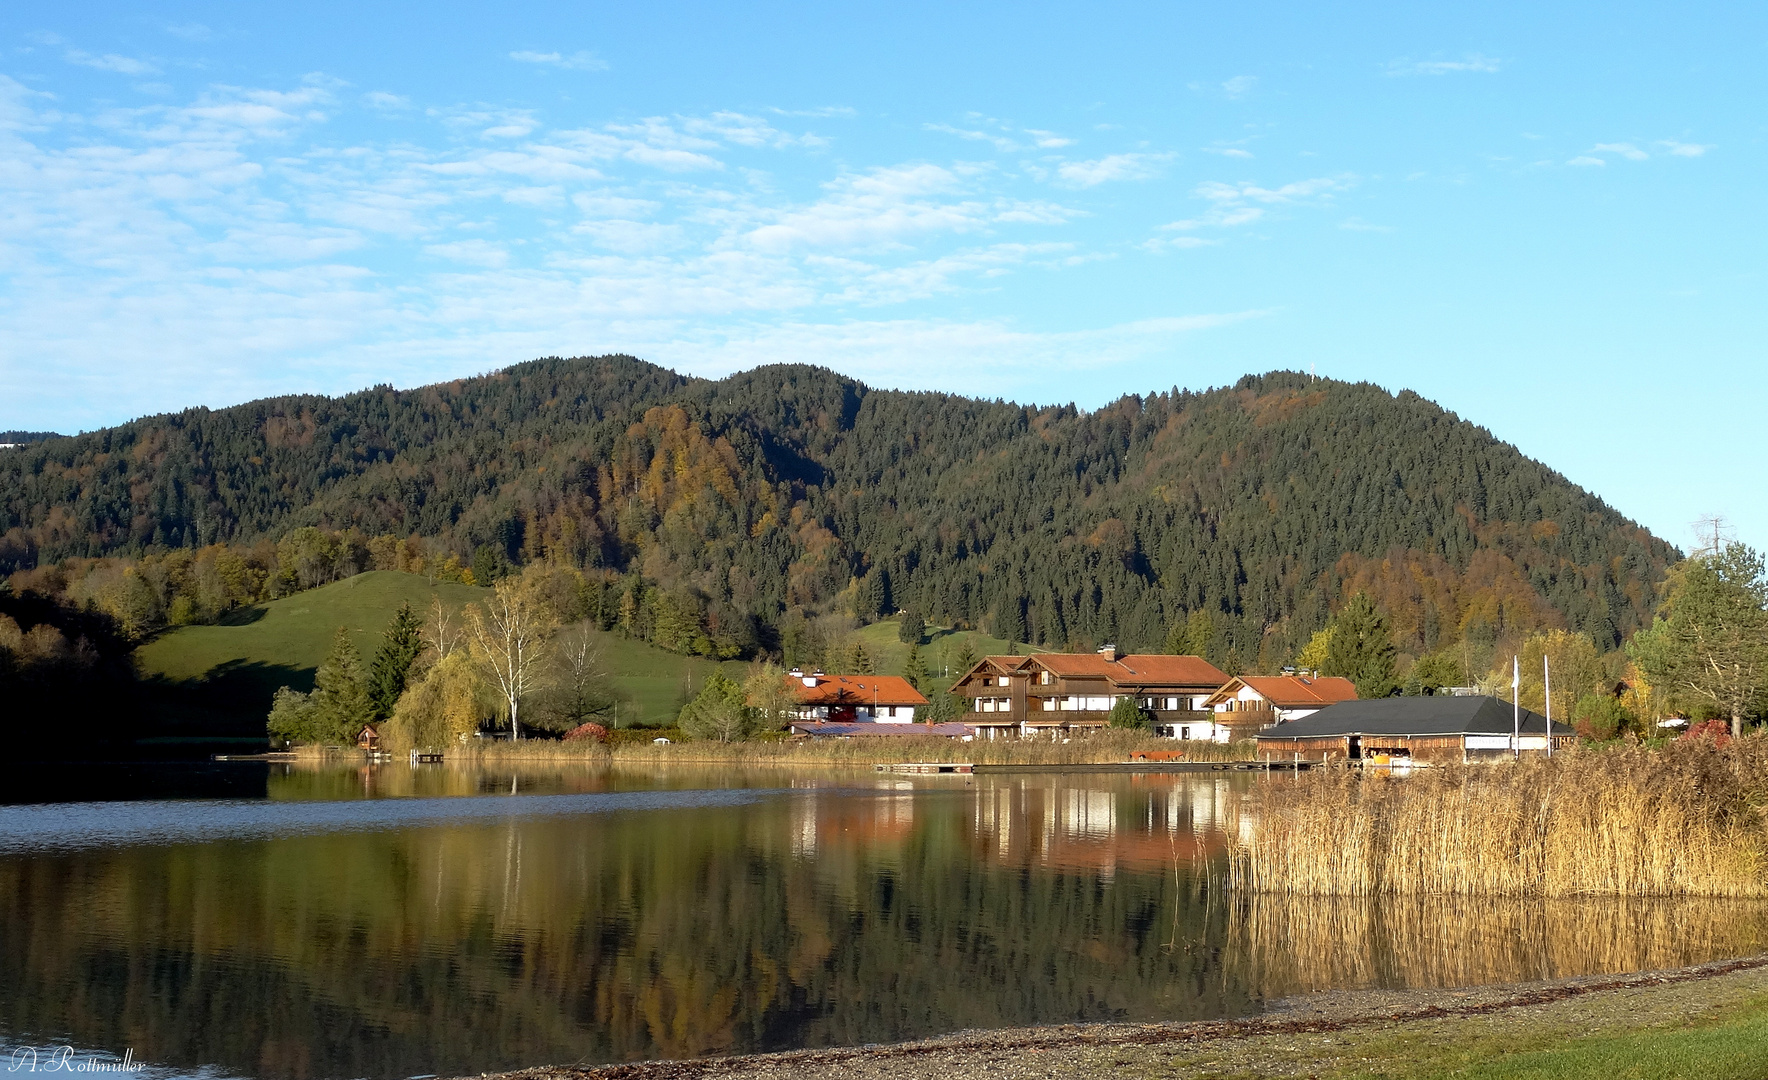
[
  {"xmin": 1629, "ymin": 542, "xmax": 1768, "ymax": 738},
  {"xmin": 466, "ymin": 570, "xmax": 559, "ymax": 740}
]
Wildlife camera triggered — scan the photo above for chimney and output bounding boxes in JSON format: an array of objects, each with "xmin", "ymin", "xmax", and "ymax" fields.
[
  {"xmin": 1098, "ymin": 644, "xmax": 1117, "ymax": 662},
  {"xmin": 806, "ymin": 669, "xmax": 823, "ymax": 688}
]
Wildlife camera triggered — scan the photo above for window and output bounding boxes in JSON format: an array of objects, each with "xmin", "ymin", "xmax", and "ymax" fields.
[
  {"xmin": 1040, "ymin": 671, "xmax": 1052, "ymax": 685},
  {"xmin": 998, "ymin": 676, "xmax": 1010, "ymax": 687}
]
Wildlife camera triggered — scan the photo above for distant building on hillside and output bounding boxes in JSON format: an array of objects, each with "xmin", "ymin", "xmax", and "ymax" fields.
[
  {"xmin": 1200, "ymin": 674, "xmax": 1359, "ymax": 739},
  {"xmin": 951, "ymin": 646, "xmax": 1228, "ymax": 739},
  {"xmin": 1254, "ymin": 695, "xmax": 1576, "ymax": 762}
]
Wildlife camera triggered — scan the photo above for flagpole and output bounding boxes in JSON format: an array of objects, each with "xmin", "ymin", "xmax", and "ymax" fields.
[
  {"xmin": 1544, "ymin": 654, "xmax": 1553, "ymax": 758},
  {"xmin": 1512, "ymin": 654, "xmax": 1520, "ymax": 760}
]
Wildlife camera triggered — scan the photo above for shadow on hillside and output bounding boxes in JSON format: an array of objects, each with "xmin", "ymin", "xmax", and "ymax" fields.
[
  {"xmin": 140, "ymin": 658, "xmax": 314, "ymax": 739},
  {"xmin": 216, "ymin": 605, "xmax": 268, "ymax": 626}
]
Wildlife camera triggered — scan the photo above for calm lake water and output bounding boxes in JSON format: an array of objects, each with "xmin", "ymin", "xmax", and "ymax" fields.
[{"xmin": 2, "ymin": 762, "xmax": 1765, "ymax": 1079}]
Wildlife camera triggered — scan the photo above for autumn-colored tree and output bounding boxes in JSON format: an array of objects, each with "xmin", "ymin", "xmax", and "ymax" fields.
[{"xmin": 466, "ymin": 570, "xmax": 559, "ymax": 740}]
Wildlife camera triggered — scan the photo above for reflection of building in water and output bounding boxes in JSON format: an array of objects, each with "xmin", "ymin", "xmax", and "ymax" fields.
[
  {"xmin": 789, "ymin": 782, "xmax": 919, "ymax": 859},
  {"xmin": 964, "ymin": 776, "xmax": 1234, "ymax": 874}
]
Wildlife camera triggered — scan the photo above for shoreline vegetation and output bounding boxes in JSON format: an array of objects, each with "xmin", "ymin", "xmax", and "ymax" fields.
[{"xmin": 1227, "ymin": 736, "xmax": 1768, "ymax": 898}]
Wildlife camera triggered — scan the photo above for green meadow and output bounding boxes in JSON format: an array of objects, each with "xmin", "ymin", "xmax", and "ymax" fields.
[{"xmin": 133, "ymin": 570, "xmax": 1027, "ymax": 740}]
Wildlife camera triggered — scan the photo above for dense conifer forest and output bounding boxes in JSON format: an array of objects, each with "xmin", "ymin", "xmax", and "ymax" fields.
[{"xmin": 0, "ymin": 357, "xmax": 1676, "ymax": 671}]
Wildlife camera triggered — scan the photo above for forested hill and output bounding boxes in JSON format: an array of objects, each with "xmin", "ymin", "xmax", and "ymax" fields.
[{"xmin": 0, "ymin": 357, "xmax": 1675, "ymax": 667}]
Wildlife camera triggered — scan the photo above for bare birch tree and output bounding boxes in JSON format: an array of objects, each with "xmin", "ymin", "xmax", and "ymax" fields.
[
  {"xmin": 466, "ymin": 575, "xmax": 557, "ymax": 740},
  {"xmin": 428, "ymin": 597, "xmax": 462, "ymax": 659}
]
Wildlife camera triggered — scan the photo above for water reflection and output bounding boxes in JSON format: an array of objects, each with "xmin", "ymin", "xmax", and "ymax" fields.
[{"xmin": 0, "ymin": 765, "xmax": 1760, "ymax": 1080}]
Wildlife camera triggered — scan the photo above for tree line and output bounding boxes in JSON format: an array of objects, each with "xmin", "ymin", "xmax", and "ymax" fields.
[{"xmin": 0, "ymin": 359, "xmax": 1676, "ymax": 675}]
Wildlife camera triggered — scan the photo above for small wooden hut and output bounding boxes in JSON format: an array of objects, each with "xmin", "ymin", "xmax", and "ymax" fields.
[{"xmin": 356, "ymin": 724, "xmax": 381, "ymax": 752}]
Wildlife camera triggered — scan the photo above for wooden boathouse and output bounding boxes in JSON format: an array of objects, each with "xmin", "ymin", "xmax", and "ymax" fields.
[{"xmin": 1254, "ymin": 695, "xmax": 1577, "ymax": 763}]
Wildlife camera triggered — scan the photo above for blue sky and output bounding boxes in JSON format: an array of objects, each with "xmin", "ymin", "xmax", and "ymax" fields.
[{"xmin": 2, "ymin": 1, "xmax": 1763, "ymax": 555}]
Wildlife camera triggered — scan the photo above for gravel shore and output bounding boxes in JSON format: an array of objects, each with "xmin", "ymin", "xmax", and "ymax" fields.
[{"xmin": 469, "ymin": 954, "xmax": 1768, "ymax": 1080}]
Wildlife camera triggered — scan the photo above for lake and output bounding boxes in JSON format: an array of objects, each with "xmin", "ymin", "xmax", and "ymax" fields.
[{"xmin": 2, "ymin": 762, "xmax": 1764, "ymax": 1079}]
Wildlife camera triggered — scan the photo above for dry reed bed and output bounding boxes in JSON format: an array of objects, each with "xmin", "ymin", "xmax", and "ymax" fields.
[
  {"xmin": 457, "ymin": 731, "xmax": 1256, "ymax": 767},
  {"xmin": 1227, "ymin": 738, "xmax": 1768, "ymax": 897}
]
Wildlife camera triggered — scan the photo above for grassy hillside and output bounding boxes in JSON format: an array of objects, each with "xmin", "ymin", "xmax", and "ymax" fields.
[
  {"xmin": 853, "ymin": 618, "xmax": 1042, "ymax": 682},
  {"xmin": 137, "ymin": 570, "xmax": 743, "ymax": 736}
]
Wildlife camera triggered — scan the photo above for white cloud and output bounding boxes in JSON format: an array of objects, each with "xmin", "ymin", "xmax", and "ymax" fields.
[
  {"xmin": 1659, "ymin": 140, "xmax": 1712, "ymax": 157},
  {"xmin": 0, "ymin": 75, "xmax": 1201, "ymax": 431},
  {"xmin": 574, "ymin": 219, "xmax": 686, "ymax": 253},
  {"xmin": 745, "ymin": 164, "xmax": 994, "ymax": 251},
  {"xmin": 1221, "ymin": 76, "xmax": 1257, "ymax": 99},
  {"xmin": 165, "ymin": 23, "xmax": 212, "ymax": 42},
  {"xmin": 1204, "ymin": 147, "xmax": 1254, "ymax": 159},
  {"xmin": 1386, "ymin": 54, "xmax": 1502, "ymax": 76},
  {"xmin": 509, "ymin": 50, "xmax": 608, "ymax": 71},
  {"xmin": 926, "ymin": 123, "xmax": 1019, "ymax": 152},
  {"xmin": 1592, "ymin": 142, "xmax": 1649, "ymax": 161},
  {"xmin": 1054, "ymin": 153, "xmax": 1171, "ymax": 187},
  {"xmin": 423, "ymin": 240, "xmax": 510, "ymax": 267},
  {"xmin": 1157, "ymin": 174, "xmax": 1352, "ymax": 236},
  {"xmin": 66, "ymin": 51, "xmax": 160, "ymax": 76},
  {"xmin": 1023, "ymin": 129, "xmax": 1073, "ymax": 148},
  {"xmin": 1567, "ymin": 156, "xmax": 1604, "ymax": 167}
]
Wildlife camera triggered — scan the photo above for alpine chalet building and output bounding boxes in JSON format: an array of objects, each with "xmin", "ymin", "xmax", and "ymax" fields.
[{"xmin": 952, "ymin": 646, "xmax": 1228, "ymax": 739}]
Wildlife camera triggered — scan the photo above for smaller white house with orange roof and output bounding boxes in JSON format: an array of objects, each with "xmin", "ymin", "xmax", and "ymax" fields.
[
  {"xmin": 1200, "ymin": 674, "xmax": 1358, "ymax": 737},
  {"xmin": 784, "ymin": 669, "xmax": 929, "ymax": 724}
]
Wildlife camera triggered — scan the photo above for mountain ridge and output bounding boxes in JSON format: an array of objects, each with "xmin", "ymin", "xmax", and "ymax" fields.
[{"xmin": 0, "ymin": 356, "xmax": 1677, "ymax": 667}]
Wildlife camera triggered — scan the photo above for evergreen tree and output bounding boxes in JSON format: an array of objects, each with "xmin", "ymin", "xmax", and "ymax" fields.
[
  {"xmin": 1164, "ymin": 617, "xmax": 1190, "ymax": 655},
  {"xmin": 898, "ymin": 609, "xmax": 925, "ymax": 644},
  {"xmin": 1323, "ymin": 592, "xmax": 1399, "ymax": 698},
  {"xmin": 903, "ymin": 643, "xmax": 926, "ymax": 691},
  {"xmin": 1108, "ymin": 696, "xmax": 1149, "ymax": 730},
  {"xmin": 313, "ymin": 626, "xmax": 374, "ymax": 741},
  {"xmin": 952, "ymin": 641, "xmax": 977, "ymax": 675},
  {"xmin": 367, "ymin": 602, "xmax": 424, "ymax": 720}
]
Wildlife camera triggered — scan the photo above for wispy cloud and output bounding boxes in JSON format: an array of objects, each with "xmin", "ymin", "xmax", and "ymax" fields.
[
  {"xmin": 1054, "ymin": 153, "xmax": 1171, "ymax": 187},
  {"xmin": 1385, "ymin": 54, "xmax": 1502, "ymax": 76},
  {"xmin": 1203, "ymin": 146, "xmax": 1254, "ymax": 159},
  {"xmin": 1592, "ymin": 142, "xmax": 1649, "ymax": 161},
  {"xmin": 1221, "ymin": 75, "xmax": 1257, "ymax": 99},
  {"xmin": 165, "ymin": 23, "xmax": 212, "ymax": 42},
  {"xmin": 509, "ymin": 50, "xmax": 608, "ymax": 71},
  {"xmin": 1659, "ymin": 140, "xmax": 1713, "ymax": 157},
  {"xmin": 1157, "ymin": 174, "xmax": 1353, "ymax": 235},
  {"xmin": 66, "ymin": 50, "xmax": 160, "ymax": 76},
  {"xmin": 1567, "ymin": 156, "xmax": 1605, "ymax": 167}
]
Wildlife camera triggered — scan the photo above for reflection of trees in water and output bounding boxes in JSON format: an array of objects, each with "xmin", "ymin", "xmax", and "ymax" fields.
[
  {"xmin": 5, "ymin": 775, "xmax": 1759, "ymax": 1080},
  {"xmin": 0, "ymin": 792, "xmax": 1251, "ymax": 1079},
  {"xmin": 1228, "ymin": 894, "xmax": 1768, "ymax": 992}
]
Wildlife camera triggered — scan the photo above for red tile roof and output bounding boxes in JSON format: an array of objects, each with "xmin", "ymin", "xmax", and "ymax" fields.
[
  {"xmin": 791, "ymin": 674, "xmax": 928, "ymax": 707},
  {"xmin": 1113, "ymin": 654, "xmax": 1230, "ymax": 686},
  {"xmin": 976, "ymin": 651, "xmax": 1228, "ymax": 688},
  {"xmin": 1225, "ymin": 675, "xmax": 1358, "ymax": 709}
]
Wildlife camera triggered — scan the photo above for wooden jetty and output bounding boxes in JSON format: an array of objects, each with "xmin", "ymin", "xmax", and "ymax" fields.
[{"xmin": 875, "ymin": 762, "xmax": 975, "ymax": 774}]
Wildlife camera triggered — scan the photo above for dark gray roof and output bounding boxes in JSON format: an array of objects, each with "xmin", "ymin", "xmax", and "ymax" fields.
[{"xmin": 1256, "ymin": 695, "xmax": 1576, "ymax": 740}]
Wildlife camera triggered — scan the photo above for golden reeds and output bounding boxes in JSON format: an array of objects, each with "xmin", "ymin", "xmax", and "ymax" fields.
[{"xmin": 1226, "ymin": 738, "xmax": 1768, "ymax": 897}]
